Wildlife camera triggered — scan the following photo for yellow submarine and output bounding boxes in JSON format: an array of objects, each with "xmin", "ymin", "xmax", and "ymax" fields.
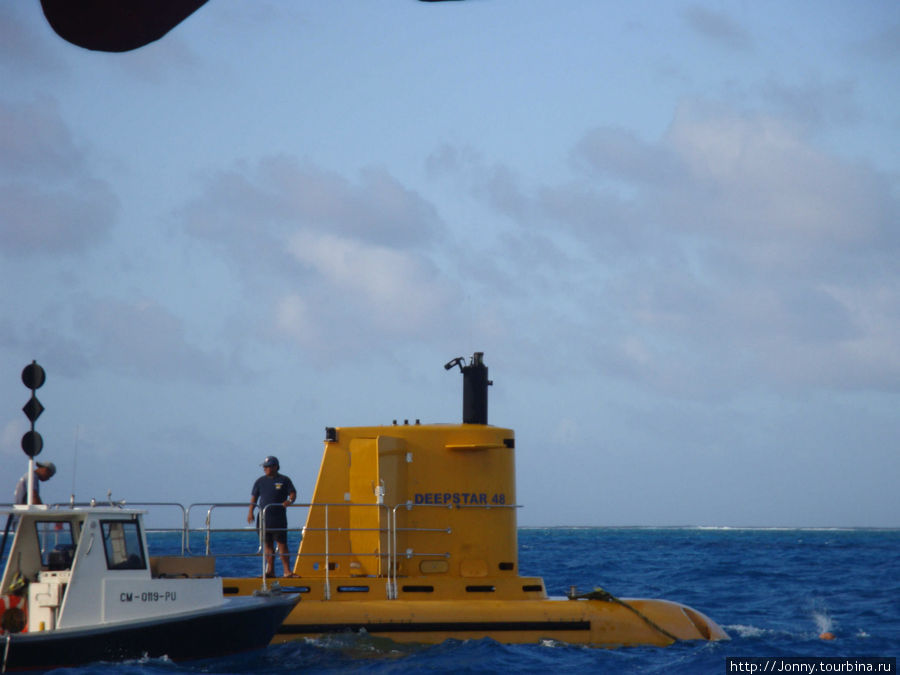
[{"xmin": 222, "ymin": 352, "xmax": 728, "ymax": 647}]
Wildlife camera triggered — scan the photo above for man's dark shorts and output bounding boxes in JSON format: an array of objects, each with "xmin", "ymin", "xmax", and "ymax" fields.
[
  {"xmin": 258, "ymin": 509, "xmax": 288, "ymax": 548},
  {"xmin": 264, "ymin": 529, "xmax": 288, "ymax": 548}
]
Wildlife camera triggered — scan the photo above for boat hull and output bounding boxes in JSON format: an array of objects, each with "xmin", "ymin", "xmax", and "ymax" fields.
[{"xmin": 2, "ymin": 593, "xmax": 298, "ymax": 671}]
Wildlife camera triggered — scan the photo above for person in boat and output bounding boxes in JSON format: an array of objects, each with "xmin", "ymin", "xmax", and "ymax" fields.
[
  {"xmin": 13, "ymin": 461, "xmax": 56, "ymax": 504},
  {"xmin": 247, "ymin": 456, "xmax": 297, "ymax": 577}
]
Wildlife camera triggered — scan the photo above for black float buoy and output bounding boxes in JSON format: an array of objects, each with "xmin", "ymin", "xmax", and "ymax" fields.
[{"xmin": 21, "ymin": 361, "xmax": 46, "ymax": 458}]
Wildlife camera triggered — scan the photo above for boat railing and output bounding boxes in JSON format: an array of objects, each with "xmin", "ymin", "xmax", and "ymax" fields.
[
  {"xmin": 11, "ymin": 499, "xmax": 518, "ymax": 599},
  {"xmin": 125, "ymin": 502, "xmax": 189, "ymax": 553},
  {"xmin": 186, "ymin": 502, "xmax": 264, "ymax": 558},
  {"xmin": 178, "ymin": 501, "xmax": 392, "ymax": 594},
  {"xmin": 252, "ymin": 500, "xmax": 480, "ymax": 597},
  {"xmin": 384, "ymin": 501, "xmax": 519, "ymax": 598},
  {"xmin": 262, "ymin": 501, "xmax": 393, "ymax": 596},
  {"xmin": 388, "ymin": 502, "xmax": 451, "ymax": 599},
  {"xmin": 192, "ymin": 500, "xmax": 504, "ymax": 598},
  {"xmin": 1, "ymin": 501, "xmax": 191, "ymax": 570}
]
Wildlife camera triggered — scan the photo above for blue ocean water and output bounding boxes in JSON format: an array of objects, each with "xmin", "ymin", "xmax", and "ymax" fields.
[{"xmin": 40, "ymin": 528, "xmax": 900, "ymax": 673}]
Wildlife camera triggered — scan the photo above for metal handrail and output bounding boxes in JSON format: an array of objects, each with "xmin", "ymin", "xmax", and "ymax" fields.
[
  {"xmin": 25, "ymin": 499, "xmax": 520, "ymax": 599},
  {"xmin": 186, "ymin": 502, "xmax": 254, "ymax": 556},
  {"xmin": 43, "ymin": 501, "xmax": 189, "ymax": 553},
  {"xmin": 385, "ymin": 501, "xmax": 521, "ymax": 598},
  {"xmin": 287, "ymin": 501, "xmax": 390, "ymax": 597},
  {"xmin": 389, "ymin": 502, "xmax": 455, "ymax": 599},
  {"xmin": 323, "ymin": 504, "xmax": 328, "ymax": 598},
  {"xmin": 124, "ymin": 502, "xmax": 188, "ymax": 554}
]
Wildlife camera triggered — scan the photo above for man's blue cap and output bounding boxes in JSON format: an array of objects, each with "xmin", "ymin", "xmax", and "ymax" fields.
[{"xmin": 262, "ymin": 456, "xmax": 279, "ymax": 468}]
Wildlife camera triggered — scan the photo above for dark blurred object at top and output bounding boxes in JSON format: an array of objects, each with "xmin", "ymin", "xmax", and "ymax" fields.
[
  {"xmin": 40, "ymin": 0, "xmax": 208, "ymax": 53},
  {"xmin": 39, "ymin": 0, "xmax": 468, "ymax": 54}
]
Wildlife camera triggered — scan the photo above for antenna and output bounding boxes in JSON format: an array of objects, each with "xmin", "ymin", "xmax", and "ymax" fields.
[{"xmin": 71, "ymin": 425, "xmax": 81, "ymax": 503}]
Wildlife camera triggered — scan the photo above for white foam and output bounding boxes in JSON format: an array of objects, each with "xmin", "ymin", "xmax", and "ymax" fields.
[
  {"xmin": 812, "ymin": 610, "xmax": 833, "ymax": 634},
  {"xmin": 726, "ymin": 624, "xmax": 767, "ymax": 638}
]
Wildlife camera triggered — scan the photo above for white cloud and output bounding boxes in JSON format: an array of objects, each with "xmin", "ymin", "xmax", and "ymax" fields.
[
  {"xmin": 284, "ymin": 231, "xmax": 454, "ymax": 338},
  {"xmin": 181, "ymin": 157, "xmax": 458, "ymax": 357},
  {"xmin": 1, "ymin": 419, "xmax": 26, "ymax": 459},
  {"xmin": 273, "ymin": 293, "xmax": 325, "ymax": 350},
  {"xmin": 183, "ymin": 156, "xmax": 442, "ymax": 252},
  {"xmin": 441, "ymin": 102, "xmax": 900, "ymax": 396},
  {"xmin": 683, "ymin": 6, "xmax": 753, "ymax": 52},
  {"xmin": 69, "ymin": 296, "xmax": 233, "ymax": 384},
  {"xmin": 0, "ymin": 98, "xmax": 117, "ymax": 255},
  {"xmin": 0, "ymin": 4, "xmax": 65, "ymax": 75},
  {"xmin": 0, "ymin": 180, "xmax": 117, "ymax": 254},
  {"xmin": 661, "ymin": 106, "xmax": 893, "ymax": 252}
]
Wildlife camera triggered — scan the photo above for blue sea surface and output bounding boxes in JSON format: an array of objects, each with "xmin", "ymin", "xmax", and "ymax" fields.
[{"xmin": 36, "ymin": 528, "xmax": 900, "ymax": 673}]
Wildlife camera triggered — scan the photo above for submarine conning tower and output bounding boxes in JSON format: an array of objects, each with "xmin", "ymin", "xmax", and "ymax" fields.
[{"xmin": 295, "ymin": 353, "xmax": 521, "ymax": 590}]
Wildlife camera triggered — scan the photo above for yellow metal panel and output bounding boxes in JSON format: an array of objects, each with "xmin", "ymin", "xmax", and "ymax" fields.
[
  {"xmin": 459, "ymin": 559, "xmax": 488, "ymax": 577},
  {"xmin": 348, "ymin": 438, "xmax": 380, "ymax": 575}
]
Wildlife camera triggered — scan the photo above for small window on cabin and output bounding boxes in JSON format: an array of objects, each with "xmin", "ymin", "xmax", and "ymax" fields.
[
  {"xmin": 35, "ymin": 521, "xmax": 76, "ymax": 570},
  {"xmin": 101, "ymin": 520, "xmax": 146, "ymax": 570}
]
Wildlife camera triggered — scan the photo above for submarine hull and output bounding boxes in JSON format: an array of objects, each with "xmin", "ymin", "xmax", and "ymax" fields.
[{"xmin": 221, "ymin": 578, "xmax": 728, "ymax": 646}]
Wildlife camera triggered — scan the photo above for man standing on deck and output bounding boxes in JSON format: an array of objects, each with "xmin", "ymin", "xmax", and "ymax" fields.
[
  {"xmin": 13, "ymin": 461, "xmax": 56, "ymax": 504},
  {"xmin": 247, "ymin": 456, "xmax": 297, "ymax": 577}
]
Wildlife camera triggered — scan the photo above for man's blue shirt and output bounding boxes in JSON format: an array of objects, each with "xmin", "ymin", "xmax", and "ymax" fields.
[{"xmin": 252, "ymin": 473, "xmax": 296, "ymax": 527}]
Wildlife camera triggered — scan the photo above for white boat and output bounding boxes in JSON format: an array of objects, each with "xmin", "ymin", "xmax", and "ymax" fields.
[{"xmin": 0, "ymin": 502, "xmax": 298, "ymax": 672}]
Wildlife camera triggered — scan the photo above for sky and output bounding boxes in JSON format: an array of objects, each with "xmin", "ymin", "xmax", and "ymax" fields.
[{"xmin": 1, "ymin": 1, "xmax": 899, "ymax": 528}]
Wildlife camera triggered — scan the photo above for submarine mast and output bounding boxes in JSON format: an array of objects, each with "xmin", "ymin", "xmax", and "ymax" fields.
[{"xmin": 445, "ymin": 351, "xmax": 493, "ymax": 424}]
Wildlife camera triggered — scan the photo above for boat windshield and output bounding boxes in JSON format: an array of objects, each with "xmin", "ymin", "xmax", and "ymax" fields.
[
  {"xmin": 101, "ymin": 520, "xmax": 146, "ymax": 570},
  {"xmin": 35, "ymin": 520, "xmax": 77, "ymax": 571}
]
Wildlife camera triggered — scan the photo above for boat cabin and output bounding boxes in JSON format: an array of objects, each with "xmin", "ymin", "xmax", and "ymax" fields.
[{"xmin": 0, "ymin": 505, "xmax": 220, "ymax": 634}]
